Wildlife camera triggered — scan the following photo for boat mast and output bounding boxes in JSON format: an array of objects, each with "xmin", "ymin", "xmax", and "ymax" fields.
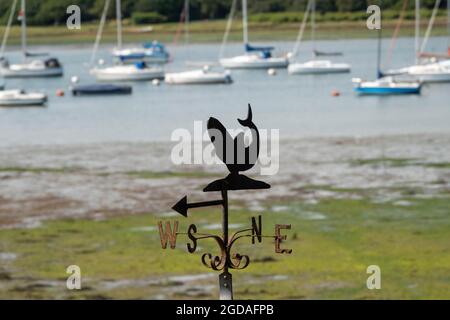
[
  {"xmin": 116, "ymin": 0, "xmax": 122, "ymax": 49},
  {"xmin": 20, "ymin": 0, "xmax": 26, "ymax": 60},
  {"xmin": 415, "ymin": 0, "xmax": 420, "ymax": 63},
  {"xmin": 311, "ymin": 0, "xmax": 316, "ymax": 52},
  {"xmin": 90, "ymin": 0, "xmax": 111, "ymax": 66},
  {"xmin": 448, "ymin": 0, "xmax": 450, "ymax": 49},
  {"xmin": 0, "ymin": 0, "xmax": 18, "ymax": 58},
  {"xmin": 219, "ymin": 0, "xmax": 237, "ymax": 59},
  {"xmin": 184, "ymin": 0, "xmax": 190, "ymax": 46},
  {"xmin": 291, "ymin": 0, "xmax": 312, "ymax": 58},
  {"xmin": 242, "ymin": 0, "xmax": 248, "ymax": 44},
  {"xmin": 377, "ymin": 23, "xmax": 382, "ymax": 79}
]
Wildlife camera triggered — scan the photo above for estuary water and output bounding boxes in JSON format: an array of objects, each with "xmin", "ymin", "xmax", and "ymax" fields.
[{"xmin": 0, "ymin": 36, "xmax": 449, "ymax": 147}]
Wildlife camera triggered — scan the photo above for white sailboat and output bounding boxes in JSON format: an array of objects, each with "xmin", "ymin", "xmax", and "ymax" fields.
[
  {"xmin": 165, "ymin": 0, "xmax": 232, "ymax": 85},
  {"xmin": 0, "ymin": 0, "xmax": 63, "ymax": 78},
  {"xmin": 288, "ymin": 0, "xmax": 350, "ymax": 75},
  {"xmin": 0, "ymin": 89, "xmax": 47, "ymax": 106},
  {"xmin": 219, "ymin": 0, "xmax": 288, "ymax": 69},
  {"xmin": 90, "ymin": 0, "xmax": 164, "ymax": 81},
  {"xmin": 384, "ymin": 0, "xmax": 450, "ymax": 82}
]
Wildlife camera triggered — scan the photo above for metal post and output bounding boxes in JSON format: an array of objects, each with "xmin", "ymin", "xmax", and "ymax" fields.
[{"xmin": 219, "ymin": 187, "xmax": 233, "ymax": 300}]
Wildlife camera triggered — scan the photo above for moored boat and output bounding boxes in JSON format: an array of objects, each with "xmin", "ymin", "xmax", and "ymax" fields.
[
  {"xmin": 288, "ymin": 60, "xmax": 350, "ymax": 74},
  {"xmin": 352, "ymin": 77, "xmax": 421, "ymax": 95},
  {"xmin": 71, "ymin": 83, "xmax": 132, "ymax": 96},
  {"xmin": 219, "ymin": 0, "xmax": 288, "ymax": 70},
  {"xmin": 113, "ymin": 41, "xmax": 170, "ymax": 64},
  {"xmin": 0, "ymin": 89, "xmax": 47, "ymax": 106},
  {"xmin": 0, "ymin": 0, "xmax": 63, "ymax": 78},
  {"xmin": 165, "ymin": 67, "xmax": 232, "ymax": 84},
  {"xmin": 287, "ymin": 0, "xmax": 350, "ymax": 75},
  {"xmin": 91, "ymin": 62, "xmax": 164, "ymax": 81},
  {"xmin": 0, "ymin": 58, "xmax": 63, "ymax": 78}
]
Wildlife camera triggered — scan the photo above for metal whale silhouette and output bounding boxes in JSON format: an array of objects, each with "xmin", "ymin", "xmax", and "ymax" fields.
[{"xmin": 204, "ymin": 104, "xmax": 270, "ymax": 192}]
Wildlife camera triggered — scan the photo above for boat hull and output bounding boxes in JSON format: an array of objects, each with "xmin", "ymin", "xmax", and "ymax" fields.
[
  {"xmin": 90, "ymin": 67, "xmax": 164, "ymax": 81},
  {"xmin": 354, "ymin": 87, "xmax": 421, "ymax": 95},
  {"xmin": 71, "ymin": 84, "xmax": 132, "ymax": 96},
  {"xmin": 219, "ymin": 56, "xmax": 288, "ymax": 69},
  {"xmin": 411, "ymin": 72, "xmax": 450, "ymax": 83},
  {"xmin": 0, "ymin": 66, "xmax": 63, "ymax": 78},
  {"xmin": 165, "ymin": 70, "xmax": 232, "ymax": 85},
  {"xmin": 288, "ymin": 64, "xmax": 350, "ymax": 74},
  {"xmin": 0, "ymin": 91, "xmax": 47, "ymax": 106}
]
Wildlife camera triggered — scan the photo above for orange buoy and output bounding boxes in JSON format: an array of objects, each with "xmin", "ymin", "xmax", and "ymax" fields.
[
  {"xmin": 331, "ymin": 90, "xmax": 340, "ymax": 97},
  {"xmin": 56, "ymin": 89, "xmax": 65, "ymax": 97}
]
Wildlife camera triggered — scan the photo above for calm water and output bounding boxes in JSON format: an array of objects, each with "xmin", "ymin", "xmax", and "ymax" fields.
[{"xmin": 1, "ymin": 37, "xmax": 449, "ymax": 147}]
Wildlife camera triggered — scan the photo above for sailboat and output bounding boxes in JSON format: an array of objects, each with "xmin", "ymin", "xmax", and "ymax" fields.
[
  {"xmin": 353, "ymin": 28, "xmax": 421, "ymax": 95},
  {"xmin": 384, "ymin": 0, "xmax": 450, "ymax": 82},
  {"xmin": 110, "ymin": 0, "xmax": 169, "ymax": 64},
  {"xmin": 0, "ymin": 0, "xmax": 63, "ymax": 78},
  {"xmin": 112, "ymin": 41, "xmax": 170, "ymax": 64},
  {"xmin": 90, "ymin": 0, "xmax": 164, "ymax": 81},
  {"xmin": 165, "ymin": 0, "xmax": 232, "ymax": 85},
  {"xmin": 288, "ymin": 0, "xmax": 350, "ymax": 75},
  {"xmin": 219, "ymin": 0, "xmax": 288, "ymax": 69}
]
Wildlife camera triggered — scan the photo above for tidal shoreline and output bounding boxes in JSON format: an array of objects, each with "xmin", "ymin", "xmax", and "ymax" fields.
[{"xmin": 0, "ymin": 133, "xmax": 448, "ymax": 228}]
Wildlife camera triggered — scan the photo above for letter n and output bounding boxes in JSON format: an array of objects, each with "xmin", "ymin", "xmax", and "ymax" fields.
[
  {"xmin": 158, "ymin": 221, "xmax": 178, "ymax": 249},
  {"xmin": 251, "ymin": 215, "xmax": 262, "ymax": 244}
]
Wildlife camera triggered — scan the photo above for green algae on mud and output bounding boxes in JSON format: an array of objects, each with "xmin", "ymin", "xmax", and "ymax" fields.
[{"xmin": 1, "ymin": 194, "xmax": 449, "ymax": 299}]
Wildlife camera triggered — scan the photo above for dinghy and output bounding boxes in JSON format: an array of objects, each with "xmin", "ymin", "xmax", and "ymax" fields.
[
  {"xmin": 0, "ymin": 0, "xmax": 63, "ymax": 78},
  {"xmin": 91, "ymin": 62, "xmax": 164, "ymax": 81},
  {"xmin": 166, "ymin": 0, "xmax": 232, "ymax": 85},
  {"xmin": 219, "ymin": 0, "xmax": 288, "ymax": 69},
  {"xmin": 113, "ymin": 41, "xmax": 170, "ymax": 64},
  {"xmin": 288, "ymin": 0, "xmax": 351, "ymax": 75},
  {"xmin": 0, "ymin": 89, "xmax": 47, "ymax": 106},
  {"xmin": 71, "ymin": 83, "xmax": 132, "ymax": 96}
]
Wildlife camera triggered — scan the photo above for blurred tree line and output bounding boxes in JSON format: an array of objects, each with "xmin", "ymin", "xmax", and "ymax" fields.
[{"xmin": 0, "ymin": 0, "xmax": 446, "ymax": 26}]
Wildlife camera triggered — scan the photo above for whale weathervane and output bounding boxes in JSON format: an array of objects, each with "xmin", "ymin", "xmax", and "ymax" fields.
[{"xmin": 159, "ymin": 104, "xmax": 292, "ymax": 300}]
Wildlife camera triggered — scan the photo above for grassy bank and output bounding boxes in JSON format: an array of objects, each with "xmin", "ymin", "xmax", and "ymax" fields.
[
  {"xmin": 0, "ymin": 17, "xmax": 448, "ymax": 46},
  {"xmin": 1, "ymin": 190, "xmax": 449, "ymax": 299}
]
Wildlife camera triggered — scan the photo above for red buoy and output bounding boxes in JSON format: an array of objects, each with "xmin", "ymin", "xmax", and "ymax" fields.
[
  {"xmin": 331, "ymin": 90, "xmax": 340, "ymax": 97},
  {"xmin": 56, "ymin": 89, "xmax": 65, "ymax": 97}
]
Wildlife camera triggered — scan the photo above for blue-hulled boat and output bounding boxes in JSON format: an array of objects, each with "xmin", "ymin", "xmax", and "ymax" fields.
[
  {"xmin": 352, "ymin": 77, "xmax": 421, "ymax": 95},
  {"xmin": 353, "ymin": 24, "xmax": 421, "ymax": 95}
]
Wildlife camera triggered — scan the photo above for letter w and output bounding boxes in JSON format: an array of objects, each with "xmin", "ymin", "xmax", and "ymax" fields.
[{"xmin": 158, "ymin": 221, "xmax": 178, "ymax": 249}]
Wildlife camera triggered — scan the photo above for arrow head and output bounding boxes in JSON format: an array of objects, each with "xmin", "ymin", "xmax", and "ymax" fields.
[{"xmin": 172, "ymin": 195, "xmax": 188, "ymax": 217}]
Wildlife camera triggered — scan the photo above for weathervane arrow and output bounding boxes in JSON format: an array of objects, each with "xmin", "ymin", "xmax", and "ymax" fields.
[{"xmin": 172, "ymin": 196, "xmax": 224, "ymax": 217}]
